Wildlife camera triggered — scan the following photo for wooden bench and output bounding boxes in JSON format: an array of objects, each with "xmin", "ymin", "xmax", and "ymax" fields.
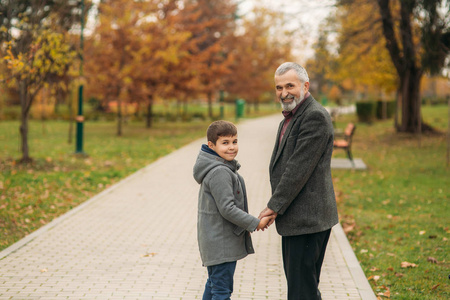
[{"xmin": 333, "ymin": 123, "xmax": 356, "ymax": 166}]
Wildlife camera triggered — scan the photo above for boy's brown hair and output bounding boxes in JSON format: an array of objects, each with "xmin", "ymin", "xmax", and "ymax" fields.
[{"xmin": 207, "ymin": 120, "xmax": 237, "ymax": 144}]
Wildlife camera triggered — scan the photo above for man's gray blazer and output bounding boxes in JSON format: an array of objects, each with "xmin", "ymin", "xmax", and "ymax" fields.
[{"xmin": 268, "ymin": 95, "xmax": 339, "ymax": 236}]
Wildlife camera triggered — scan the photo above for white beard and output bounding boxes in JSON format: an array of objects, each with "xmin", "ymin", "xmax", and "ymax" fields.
[{"xmin": 280, "ymin": 89, "xmax": 304, "ymax": 111}]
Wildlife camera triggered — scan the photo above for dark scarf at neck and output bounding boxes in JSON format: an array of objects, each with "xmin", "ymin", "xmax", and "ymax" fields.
[{"xmin": 201, "ymin": 144, "xmax": 220, "ymax": 157}]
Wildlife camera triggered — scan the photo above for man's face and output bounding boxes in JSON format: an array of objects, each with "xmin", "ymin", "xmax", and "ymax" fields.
[
  {"xmin": 208, "ymin": 135, "xmax": 239, "ymax": 161},
  {"xmin": 275, "ymin": 69, "xmax": 309, "ymax": 111}
]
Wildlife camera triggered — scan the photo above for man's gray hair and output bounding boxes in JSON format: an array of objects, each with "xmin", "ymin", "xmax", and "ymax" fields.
[{"xmin": 275, "ymin": 62, "xmax": 309, "ymax": 83}]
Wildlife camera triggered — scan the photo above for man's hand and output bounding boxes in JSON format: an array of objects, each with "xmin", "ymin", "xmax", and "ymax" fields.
[{"xmin": 259, "ymin": 207, "xmax": 277, "ymax": 226}]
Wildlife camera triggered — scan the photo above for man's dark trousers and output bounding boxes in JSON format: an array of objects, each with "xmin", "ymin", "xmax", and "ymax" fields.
[{"xmin": 282, "ymin": 229, "xmax": 331, "ymax": 300}]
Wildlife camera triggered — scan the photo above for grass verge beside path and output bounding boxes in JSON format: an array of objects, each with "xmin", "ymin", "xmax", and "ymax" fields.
[
  {"xmin": 333, "ymin": 105, "xmax": 449, "ymax": 299},
  {"xmin": 0, "ymin": 119, "xmax": 216, "ymax": 251}
]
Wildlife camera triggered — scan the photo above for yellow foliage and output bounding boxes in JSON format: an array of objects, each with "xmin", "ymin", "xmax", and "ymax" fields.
[
  {"xmin": 328, "ymin": 85, "xmax": 342, "ymax": 102},
  {"xmin": 2, "ymin": 28, "xmax": 76, "ymax": 89},
  {"xmin": 30, "ymin": 103, "xmax": 55, "ymax": 120},
  {"xmin": 331, "ymin": 0, "xmax": 397, "ymax": 97}
]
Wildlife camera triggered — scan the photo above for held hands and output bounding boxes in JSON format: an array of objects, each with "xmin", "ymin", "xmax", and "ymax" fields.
[
  {"xmin": 256, "ymin": 216, "xmax": 274, "ymax": 231},
  {"xmin": 256, "ymin": 207, "xmax": 278, "ymax": 231}
]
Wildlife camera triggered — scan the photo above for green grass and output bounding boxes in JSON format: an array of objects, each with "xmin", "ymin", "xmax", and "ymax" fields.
[
  {"xmin": 0, "ymin": 103, "xmax": 279, "ymax": 251},
  {"xmin": 1, "ymin": 103, "xmax": 448, "ymax": 298},
  {"xmin": 332, "ymin": 105, "xmax": 449, "ymax": 299}
]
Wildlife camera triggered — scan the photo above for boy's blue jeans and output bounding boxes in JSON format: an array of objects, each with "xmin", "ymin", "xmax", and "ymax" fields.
[{"xmin": 202, "ymin": 261, "xmax": 237, "ymax": 300}]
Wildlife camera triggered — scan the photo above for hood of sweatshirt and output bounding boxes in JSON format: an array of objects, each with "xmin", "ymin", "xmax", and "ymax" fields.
[{"xmin": 193, "ymin": 144, "xmax": 240, "ymax": 184}]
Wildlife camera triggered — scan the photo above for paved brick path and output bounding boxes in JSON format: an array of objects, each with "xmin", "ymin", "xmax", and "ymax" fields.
[{"xmin": 0, "ymin": 114, "xmax": 376, "ymax": 299}]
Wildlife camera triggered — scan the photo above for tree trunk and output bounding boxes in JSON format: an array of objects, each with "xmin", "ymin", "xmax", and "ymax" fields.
[
  {"xmin": 254, "ymin": 100, "xmax": 259, "ymax": 113},
  {"xmin": 117, "ymin": 97, "xmax": 123, "ymax": 136},
  {"xmin": 399, "ymin": 68, "xmax": 422, "ymax": 133},
  {"xmin": 377, "ymin": 0, "xmax": 424, "ymax": 134},
  {"xmin": 19, "ymin": 81, "xmax": 31, "ymax": 163},
  {"xmin": 146, "ymin": 95, "xmax": 153, "ymax": 128},
  {"xmin": 183, "ymin": 95, "xmax": 188, "ymax": 116},
  {"xmin": 394, "ymin": 88, "xmax": 400, "ymax": 130},
  {"xmin": 207, "ymin": 91, "xmax": 213, "ymax": 119},
  {"xmin": 176, "ymin": 98, "xmax": 181, "ymax": 118},
  {"xmin": 68, "ymin": 86, "xmax": 75, "ymax": 144}
]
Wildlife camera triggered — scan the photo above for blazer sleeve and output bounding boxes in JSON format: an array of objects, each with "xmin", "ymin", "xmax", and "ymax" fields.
[
  {"xmin": 209, "ymin": 168, "xmax": 260, "ymax": 232},
  {"xmin": 268, "ymin": 110, "xmax": 332, "ymax": 215}
]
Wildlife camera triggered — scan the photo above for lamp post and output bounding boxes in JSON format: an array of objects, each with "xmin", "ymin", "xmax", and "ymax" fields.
[{"xmin": 75, "ymin": 0, "xmax": 85, "ymax": 154}]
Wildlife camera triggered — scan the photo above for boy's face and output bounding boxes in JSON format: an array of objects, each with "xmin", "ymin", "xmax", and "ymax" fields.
[{"xmin": 208, "ymin": 135, "xmax": 238, "ymax": 161}]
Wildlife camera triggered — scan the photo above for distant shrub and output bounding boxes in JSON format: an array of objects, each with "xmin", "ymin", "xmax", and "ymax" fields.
[
  {"xmin": 376, "ymin": 101, "xmax": 396, "ymax": 119},
  {"xmin": 1, "ymin": 106, "xmax": 20, "ymax": 120},
  {"xmin": 356, "ymin": 101, "xmax": 376, "ymax": 123},
  {"xmin": 422, "ymin": 97, "xmax": 449, "ymax": 106}
]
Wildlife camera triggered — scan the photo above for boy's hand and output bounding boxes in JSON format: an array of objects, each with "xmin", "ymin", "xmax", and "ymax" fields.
[
  {"xmin": 258, "ymin": 207, "xmax": 277, "ymax": 226},
  {"xmin": 256, "ymin": 216, "xmax": 273, "ymax": 231}
]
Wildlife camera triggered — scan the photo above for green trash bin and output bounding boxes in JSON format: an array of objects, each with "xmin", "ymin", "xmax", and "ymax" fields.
[{"xmin": 236, "ymin": 99, "xmax": 245, "ymax": 118}]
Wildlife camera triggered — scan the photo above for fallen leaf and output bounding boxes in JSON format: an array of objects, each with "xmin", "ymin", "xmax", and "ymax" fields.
[
  {"xmin": 401, "ymin": 261, "xmax": 418, "ymax": 268},
  {"xmin": 419, "ymin": 230, "xmax": 426, "ymax": 235},
  {"xmin": 384, "ymin": 290, "xmax": 391, "ymax": 297},
  {"xmin": 343, "ymin": 222, "xmax": 355, "ymax": 233},
  {"xmin": 360, "ymin": 249, "xmax": 368, "ymax": 253},
  {"xmin": 395, "ymin": 272, "xmax": 404, "ymax": 277},
  {"xmin": 427, "ymin": 257, "xmax": 438, "ymax": 264},
  {"xmin": 141, "ymin": 252, "xmax": 157, "ymax": 257},
  {"xmin": 431, "ymin": 284, "xmax": 440, "ymax": 290},
  {"xmin": 428, "ymin": 235, "xmax": 437, "ymax": 239},
  {"xmin": 386, "ymin": 253, "xmax": 395, "ymax": 256},
  {"xmin": 387, "ymin": 267, "xmax": 394, "ymax": 271},
  {"xmin": 370, "ymin": 267, "xmax": 379, "ymax": 271}
]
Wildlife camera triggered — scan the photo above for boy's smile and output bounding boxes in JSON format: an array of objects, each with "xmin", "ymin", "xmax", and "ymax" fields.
[{"xmin": 208, "ymin": 135, "xmax": 238, "ymax": 161}]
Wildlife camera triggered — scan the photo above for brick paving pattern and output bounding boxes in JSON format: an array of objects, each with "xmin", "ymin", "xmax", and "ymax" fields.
[{"xmin": 0, "ymin": 114, "xmax": 376, "ymax": 299}]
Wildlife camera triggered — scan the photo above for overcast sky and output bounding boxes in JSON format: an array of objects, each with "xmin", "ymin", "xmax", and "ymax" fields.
[{"xmin": 238, "ymin": 0, "xmax": 337, "ymax": 62}]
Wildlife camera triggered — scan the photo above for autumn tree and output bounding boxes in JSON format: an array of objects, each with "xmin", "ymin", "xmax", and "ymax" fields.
[
  {"xmin": 0, "ymin": 0, "xmax": 86, "ymax": 162},
  {"xmin": 85, "ymin": 0, "xmax": 144, "ymax": 136},
  {"xmin": 85, "ymin": 0, "xmax": 189, "ymax": 132},
  {"xmin": 130, "ymin": 0, "xmax": 190, "ymax": 128},
  {"xmin": 305, "ymin": 19, "xmax": 338, "ymax": 98},
  {"xmin": 330, "ymin": 1, "xmax": 398, "ymax": 102},
  {"xmin": 177, "ymin": 0, "xmax": 238, "ymax": 119},
  {"xmin": 224, "ymin": 7, "xmax": 293, "ymax": 112},
  {"xmin": 376, "ymin": 0, "xmax": 449, "ymax": 133}
]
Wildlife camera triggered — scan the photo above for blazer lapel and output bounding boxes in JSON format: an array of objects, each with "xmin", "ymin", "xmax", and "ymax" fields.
[
  {"xmin": 269, "ymin": 119, "xmax": 284, "ymax": 172},
  {"xmin": 270, "ymin": 95, "xmax": 315, "ymax": 172}
]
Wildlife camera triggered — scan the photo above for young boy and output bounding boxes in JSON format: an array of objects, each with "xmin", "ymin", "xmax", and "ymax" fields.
[{"xmin": 193, "ymin": 120, "xmax": 271, "ymax": 300}]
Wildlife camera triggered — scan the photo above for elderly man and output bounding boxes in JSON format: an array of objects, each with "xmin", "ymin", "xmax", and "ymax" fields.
[{"xmin": 259, "ymin": 62, "xmax": 339, "ymax": 300}]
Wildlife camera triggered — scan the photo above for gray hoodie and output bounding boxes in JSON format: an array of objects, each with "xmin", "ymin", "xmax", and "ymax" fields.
[{"xmin": 193, "ymin": 148, "xmax": 260, "ymax": 267}]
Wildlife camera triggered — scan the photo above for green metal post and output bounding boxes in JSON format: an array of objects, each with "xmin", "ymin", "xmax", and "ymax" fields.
[{"xmin": 75, "ymin": 0, "xmax": 85, "ymax": 154}]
